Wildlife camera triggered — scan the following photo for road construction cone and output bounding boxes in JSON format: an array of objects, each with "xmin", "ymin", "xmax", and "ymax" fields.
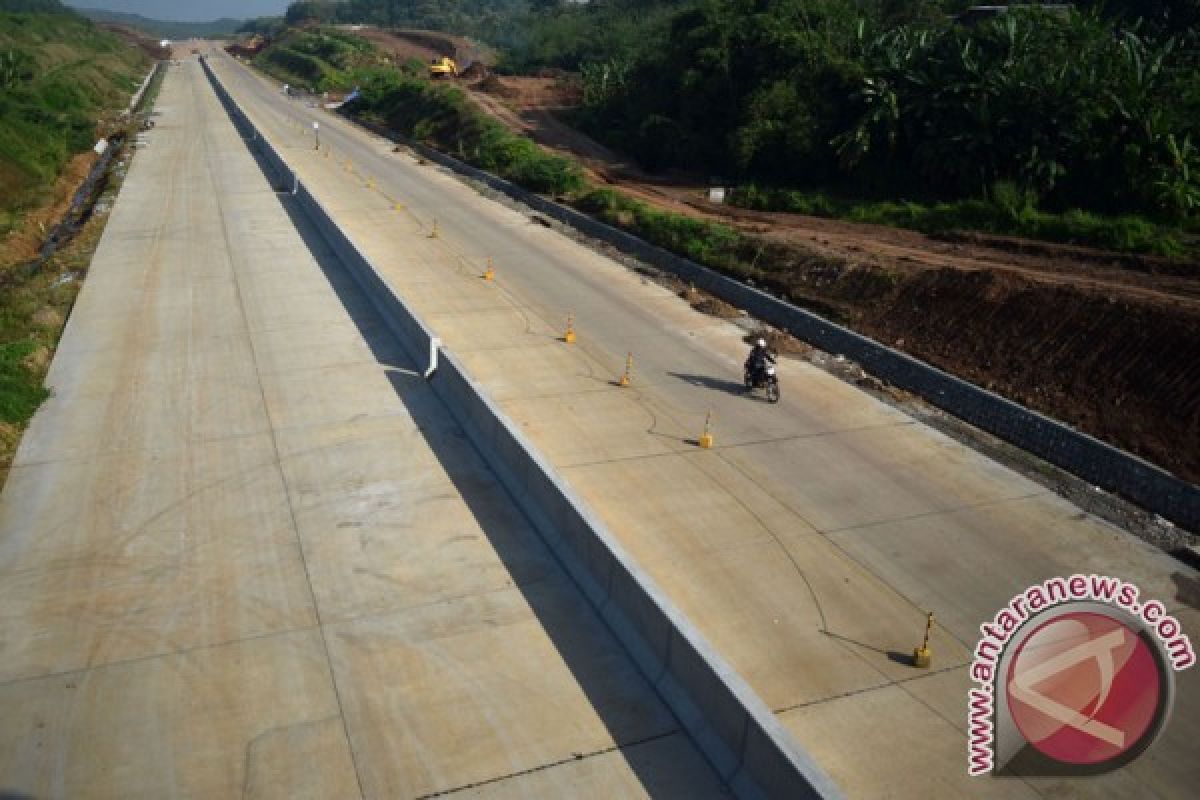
[
  {"xmin": 698, "ymin": 411, "xmax": 714, "ymax": 449},
  {"xmin": 913, "ymin": 612, "xmax": 934, "ymax": 668},
  {"xmin": 563, "ymin": 313, "xmax": 576, "ymax": 344},
  {"xmin": 618, "ymin": 353, "xmax": 633, "ymax": 387},
  {"xmin": 482, "ymin": 257, "xmax": 495, "ymax": 281}
]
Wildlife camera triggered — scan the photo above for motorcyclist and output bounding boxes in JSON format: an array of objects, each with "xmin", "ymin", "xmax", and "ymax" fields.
[{"xmin": 745, "ymin": 337, "xmax": 776, "ymax": 384}]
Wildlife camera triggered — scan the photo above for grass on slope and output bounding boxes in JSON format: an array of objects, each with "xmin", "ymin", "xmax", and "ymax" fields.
[
  {"xmin": 0, "ymin": 4, "xmax": 151, "ymax": 479},
  {"xmin": 729, "ymin": 184, "xmax": 1193, "ymax": 260},
  {"xmin": 0, "ymin": 7, "xmax": 149, "ymax": 225},
  {"xmin": 0, "ymin": 340, "xmax": 47, "ymax": 423},
  {"xmin": 254, "ymin": 27, "xmax": 378, "ymax": 93}
]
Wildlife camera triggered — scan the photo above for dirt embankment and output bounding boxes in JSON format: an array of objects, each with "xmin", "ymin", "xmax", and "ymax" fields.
[
  {"xmin": 874, "ymin": 273, "xmax": 1199, "ymax": 466},
  {"xmin": 1, "ymin": 152, "xmax": 97, "ymax": 271},
  {"xmin": 750, "ymin": 241, "xmax": 1200, "ymax": 483},
  {"xmin": 351, "ymin": 27, "xmax": 495, "ymax": 68},
  {"xmin": 97, "ymin": 23, "xmax": 171, "ymax": 60},
  {"xmin": 459, "ymin": 65, "xmax": 1200, "ymax": 485}
]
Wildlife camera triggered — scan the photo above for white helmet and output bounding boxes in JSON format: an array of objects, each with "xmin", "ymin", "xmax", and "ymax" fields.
[{"xmin": 756, "ymin": 338, "xmax": 766, "ymax": 348}]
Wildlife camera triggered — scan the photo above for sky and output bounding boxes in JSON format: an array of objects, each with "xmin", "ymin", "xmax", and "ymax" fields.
[{"xmin": 64, "ymin": 1, "xmax": 291, "ymax": 22}]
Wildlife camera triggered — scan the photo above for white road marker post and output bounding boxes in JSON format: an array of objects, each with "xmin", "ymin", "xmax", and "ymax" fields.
[{"xmin": 425, "ymin": 337, "xmax": 441, "ymax": 379}]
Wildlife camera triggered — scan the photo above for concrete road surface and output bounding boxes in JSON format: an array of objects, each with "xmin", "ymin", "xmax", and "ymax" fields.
[
  {"xmin": 0, "ymin": 61, "xmax": 728, "ymax": 798},
  {"xmin": 210, "ymin": 52, "xmax": 1200, "ymax": 798}
]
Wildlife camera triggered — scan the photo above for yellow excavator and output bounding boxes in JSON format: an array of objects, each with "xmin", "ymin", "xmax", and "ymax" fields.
[{"xmin": 428, "ymin": 56, "xmax": 458, "ymax": 79}]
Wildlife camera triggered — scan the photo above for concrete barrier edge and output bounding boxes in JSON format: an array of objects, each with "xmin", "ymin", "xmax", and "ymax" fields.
[{"xmin": 200, "ymin": 56, "xmax": 841, "ymax": 800}]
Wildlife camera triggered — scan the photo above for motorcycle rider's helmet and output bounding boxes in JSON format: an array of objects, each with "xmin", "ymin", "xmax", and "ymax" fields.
[{"xmin": 756, "ymin": 338, "xmax": 766, "ymax": 348}]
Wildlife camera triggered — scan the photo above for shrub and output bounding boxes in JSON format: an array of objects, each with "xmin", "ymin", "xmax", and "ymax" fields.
[
  {"xmin": 0, "ymin": 340, "xmax": 49, "ymax": 425},
  {"xmin": 577, "ymin": 188, "xmax": 743, "ymax": 269},
  {"xmin": 729, "ymin": 184, "xmax": 1189, "ymax": 257},
  {"xmin": 353, "ymin": 75, "xmax": 584, "ymax": 195}
]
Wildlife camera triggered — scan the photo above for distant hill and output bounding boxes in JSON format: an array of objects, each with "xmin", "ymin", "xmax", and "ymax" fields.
[
  {"xmin": 0, "ymin": 0, "xmax": 73, "ymax": 13},
  {"xmin": 75, "ymin": 7, "xmax": 244, "ymax": 39}
]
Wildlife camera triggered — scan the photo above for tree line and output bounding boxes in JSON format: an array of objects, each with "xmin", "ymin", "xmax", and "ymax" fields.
[
  {"xmin": 271, "ymin": 0, "xmax": 1199, "ymax": 226},
  {"xmin": 566, "ymin": 1, "xmax": 1199, "ymax": 223}
]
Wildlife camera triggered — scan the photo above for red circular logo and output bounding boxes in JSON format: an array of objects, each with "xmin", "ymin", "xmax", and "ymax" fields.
[{"xmin": 1006, "ymin": 612, "xmax": 1162, "ymax": 766}]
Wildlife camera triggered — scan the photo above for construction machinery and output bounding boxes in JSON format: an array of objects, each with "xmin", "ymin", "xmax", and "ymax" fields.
[
  {"xmin": 428, "ymin": 56, "xmax": 458, "ymax": 79},
  {"xmin": 226, "ymin": 35, "xmax": 268, "ymax": 59}
]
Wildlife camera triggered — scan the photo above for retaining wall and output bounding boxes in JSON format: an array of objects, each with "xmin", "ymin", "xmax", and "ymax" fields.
[
  {"xmin": 128, "ymin": 63, "xmax": 159, "ymax": 113},
  {"xmin": 349, "ymin": 120, "xmax": 1199, "ymax": 534},
  {"xmin": 200, "ymin": 55, "xmax": 839, "ymax": 800}
]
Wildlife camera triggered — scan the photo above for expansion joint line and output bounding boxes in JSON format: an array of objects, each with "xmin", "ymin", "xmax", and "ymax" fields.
[
  {"xmin": 198, "ymin": 72, "xmax": 367, "ymax": 800},
  {"xmin": 412, "ymin": 730, "xmax": 683, "ymax": 799}
]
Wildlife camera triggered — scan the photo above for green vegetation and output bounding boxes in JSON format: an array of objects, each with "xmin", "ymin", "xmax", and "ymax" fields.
[
  {"xmin": 0, "ymin": 198, "xmax": 111, "ymax": 476},
  {"xmin": 574, "ymin": 3, "xmax": 1199, "ymax": 228},
  {"xmin": 255, "ymin": 27, "xmax": 381, "ymax": 92},
  {"xmin": 576, "ymin": 187, "xmax": 743, "ymax": 268},
  {"xmin": 254, "ymin": 1, "xmax": 1200, "ymax": 256},
  {"xmin": 502, "ymin": 1, "xmax": 689, "ymax": 71},
  {"xmin": 0, "ymin": 340, "xmax": 48, "ymax": 425},
  {"xmin": 281, "ymin": 1, "xmax": 528, "ymax": 48},
  {"xmin": 510, "ymin": 1, "xmax": 1198, "ymax": 256},
  {"xmin": 353, "ymin": 68, "xmax": 585, "ymax": 194},
  {"xmin": 0, "ymin": 1, "xmax": 149, "ymax": 224},
  {"xmin": 731, "ymin": 185, "xmax": 1189, "ymax": 257},
  {"xmin": 0, "ymin": 0, "xmax": 150, "ymax": 464},
  {"xmin": 252, "ymin": 27, "xmax": 584, "ymax": 194}
]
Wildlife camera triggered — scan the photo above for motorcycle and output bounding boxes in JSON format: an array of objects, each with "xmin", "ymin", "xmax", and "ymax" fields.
[{"xmin": 744, "ymin": 361, "xmax": 781, "ymax": 403}]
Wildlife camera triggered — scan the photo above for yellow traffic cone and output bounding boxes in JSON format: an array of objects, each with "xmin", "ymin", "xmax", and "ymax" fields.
[
  {"xmin": 913, "ymin": 612, "xmax": 934, "ymax": 668},
  {"xmin": 618, "ymin": 353, "xmax": 633, "ymax": 387},
  {"xmin": 698, "ymin": 411, "xmax": 714, "ymax": 449}
]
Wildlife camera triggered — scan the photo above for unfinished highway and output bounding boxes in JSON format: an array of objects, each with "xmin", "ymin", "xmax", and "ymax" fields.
[
  {"xmin": 0, "ymin": 60, "xmax": 732, "ymax": 798},
  {"xmin": 203, "ymin": 49, "xmax": 1200, "ymax": 798},
  {"xmin": 0, "ymin": 48, "xmax": 1196, "ymax": 798}
]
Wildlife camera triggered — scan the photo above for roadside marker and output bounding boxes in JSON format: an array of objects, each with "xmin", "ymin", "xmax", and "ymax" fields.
[
  {"xmin": 563, "ymin": 312, "xmax": 576, "ymax": 344},
  {"xmin": 429, "ymin": 218, "xmax": 440, "ymax": 239},
  {"xmin": 482, "ymin": 257, "xmax": 495, "ymax": 281},
  {"xmin": 913, "ymin": 612, "xmax": 934, "ymax": 668},
  {"xmin": 698, "ymin": 411, "xmax": 714, "ymax": 448},
  {"xmin": 618, "ymin": 352, "xmax": 633, "ymax": 387}
]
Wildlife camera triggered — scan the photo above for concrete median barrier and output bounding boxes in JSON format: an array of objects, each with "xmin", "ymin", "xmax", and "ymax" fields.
[
  {"xmin": 200, "ymin": 56, "xmax": 840, "ymax": 800},
  {"xmin": 435, "ymin": 347, "xmax": 835, "ymax": 798}
]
